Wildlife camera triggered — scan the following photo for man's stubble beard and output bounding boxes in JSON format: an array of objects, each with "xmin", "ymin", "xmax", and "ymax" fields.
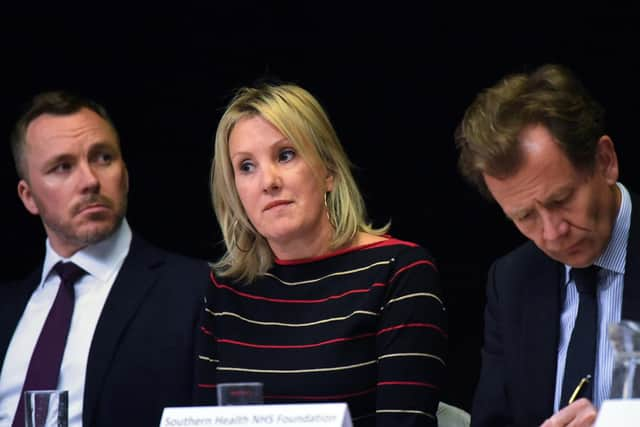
[{"xmin": 40, "ymin": 193, "xmax": 128, "ymax": 249}]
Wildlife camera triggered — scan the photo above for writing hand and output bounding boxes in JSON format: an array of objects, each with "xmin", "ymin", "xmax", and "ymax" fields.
[{"xmin": 540, "ymin": 398, "xmax": 597, "ymax": 427}]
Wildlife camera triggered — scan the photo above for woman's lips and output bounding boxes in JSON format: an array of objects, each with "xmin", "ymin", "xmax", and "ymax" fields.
[{"xmin": 263, "ymin": 200, "xmax": 292, "ymax": 211}]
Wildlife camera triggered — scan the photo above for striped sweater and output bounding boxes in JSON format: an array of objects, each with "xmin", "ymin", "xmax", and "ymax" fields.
[{"xmin": 196, "ymin": 238, "xmax": 447, "ymax": 427}]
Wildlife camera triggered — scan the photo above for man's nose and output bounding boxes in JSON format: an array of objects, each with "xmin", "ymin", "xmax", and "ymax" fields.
[
  {"xmin": 540, "ymin": 210, "xmax": 569, "ymax": 242},
  {"xmin": 77, "ymin": 162, "xmax": 100, "ymax": 193}
]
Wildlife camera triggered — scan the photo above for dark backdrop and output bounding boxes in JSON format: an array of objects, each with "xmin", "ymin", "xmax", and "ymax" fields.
[{"xmin": 1, "ymin": 3, "xmax": 638, "ymax": 411}]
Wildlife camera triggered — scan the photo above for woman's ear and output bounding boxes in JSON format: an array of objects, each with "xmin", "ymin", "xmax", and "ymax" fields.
[{"xmin": 325, "ymin": 173, "xmax": 335, "ymax": 193}]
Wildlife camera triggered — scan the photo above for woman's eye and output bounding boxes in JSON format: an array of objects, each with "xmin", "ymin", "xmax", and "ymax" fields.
[
  {"xmin": 239, "ymin": 161, "xmax": 254, "ymax": 173},
  {"xmin": 279, "ymin": 148, "xmax": 296, "ymax": 162}
]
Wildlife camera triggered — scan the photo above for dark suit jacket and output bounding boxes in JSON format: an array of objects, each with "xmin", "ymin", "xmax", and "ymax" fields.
[
  {"xmin": 471, "ymin": 192, "xmax": 640, "ymax": 427},
  {"xmin": 0, "ymin": 234, "xmax": 210, "ymax": 427}
]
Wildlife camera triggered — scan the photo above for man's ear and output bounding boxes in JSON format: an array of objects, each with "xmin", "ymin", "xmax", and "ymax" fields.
[
  {"xmin": 595, "ymin": 135, "xmax": 619, "ymax": 185},
  {"xmin": 124, "ymin": 163, "xmax": 130, "ymax": 193},
  {"xmin": 17, "ymin": 179, "xmax": 40, "ymax": 215}
]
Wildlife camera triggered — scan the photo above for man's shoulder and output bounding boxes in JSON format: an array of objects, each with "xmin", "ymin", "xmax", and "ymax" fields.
[
  {"xmin": 1, "ymin": 267, "xmax": 41, "ymax": 291},
  {"xmin": 492, "ymin": 240, "xmax": 560, "ymax": 280},
  {"xmin": 126, "ymin": 234, "xmax": 211, "ymax": 283},
  {"xmin": 129, "ymin": 234, "xmax": 207, "ymax": 263},
  {"xmin": 152, "ymin": 243, "xmax": 210, "ymax": 270}
]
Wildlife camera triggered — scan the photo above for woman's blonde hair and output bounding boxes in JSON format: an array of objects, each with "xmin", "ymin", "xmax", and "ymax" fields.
[{"xmin": 211, "ymin": 83, "xmax": 388, "ymax": 283}]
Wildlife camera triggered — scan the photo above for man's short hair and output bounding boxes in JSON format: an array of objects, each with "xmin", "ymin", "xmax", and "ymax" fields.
[
  {"xmin": 11, "ymin": 91, "xmax": 118, "ymax": 180},
  {"xmin": 455, "ymin": 64, "xmax": 605, "ymax": 198}
]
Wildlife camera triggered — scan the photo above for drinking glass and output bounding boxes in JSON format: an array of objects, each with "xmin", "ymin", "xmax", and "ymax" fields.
[
  {"xmin": 217, "ymin": 382, "xmax": 263, "ymax": 405},
  {"xmin": 24, "ymin": 390, "xmax": 68, "ymax": 427},
  {"xmin": 609, "ymin": 320, "xmax": 640, "ymax": 399}
]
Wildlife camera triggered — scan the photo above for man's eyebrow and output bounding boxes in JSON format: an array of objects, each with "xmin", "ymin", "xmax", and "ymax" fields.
[
  {"xmin": 88, "ymin": 141, "xmax": 120, "ymax": 154},
  {"xmin": 42, "ymin": 153, "xmax": 74, "ymax": 169},
  {"xmin": 89, "ymin": 140, "xmax": 117, "ymax": 149},
  {"xmin": 506, "ymin": 207, "xmax": 530, "ymax": 220}
]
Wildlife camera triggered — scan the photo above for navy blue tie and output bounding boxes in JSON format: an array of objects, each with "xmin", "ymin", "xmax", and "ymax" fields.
[
  {"xmin": 12, "ymin": 262, "xmax": 85, "ymax": 427},
  {"xmin": 561, "ymin": 265, "xmax": 600, "ymax": 406}
]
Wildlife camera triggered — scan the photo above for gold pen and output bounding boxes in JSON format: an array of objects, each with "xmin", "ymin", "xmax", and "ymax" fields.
[{"xmin": 568, "ymin": 374, "xmax": 592, "ymax": 404}]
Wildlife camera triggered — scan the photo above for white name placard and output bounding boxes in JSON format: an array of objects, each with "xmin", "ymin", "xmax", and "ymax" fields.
[
  {"xmin": 159, "ymin": 403, "xmax": 352, "ymax": 427},
  {"xmin": 594, "ymin": 399, "xmax": 640, "ymax": 427}
]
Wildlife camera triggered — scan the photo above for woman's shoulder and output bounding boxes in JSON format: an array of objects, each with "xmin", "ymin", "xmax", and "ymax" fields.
[
  {"xmin": 270, "ymin": 234, "xmax": 435, "ymax": 273},
  {"xmin": 357, "ymin": 234, "xmax": 433, "ymax": 256},
  {"xmin": 324, "ymin": 234, "xmax": 437, "ymax": 274},
  {"xmin": 358, "ymin": 235, "xmax": 438, "ymax": 277}
]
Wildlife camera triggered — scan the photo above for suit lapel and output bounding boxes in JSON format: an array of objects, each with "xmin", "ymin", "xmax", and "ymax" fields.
[
  {"xmin": 521, "ymin": 252, "xmax": 564, "ymax": 421},
  {"xmin": 622, "ymin": 192, "xmax": 640, "ymax": 321},
  {"xmin": 0, "ymin": 269, "xmax": 41, "ymax": 366},
  {"xmin": 82, "ymin": 236, "xmax": 165, "ymax": 426}
]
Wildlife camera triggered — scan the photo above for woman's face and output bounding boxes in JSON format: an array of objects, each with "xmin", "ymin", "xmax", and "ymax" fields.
[{"xmin": 228, "ymin": 115, "xmax": 334, "ymax": 258}]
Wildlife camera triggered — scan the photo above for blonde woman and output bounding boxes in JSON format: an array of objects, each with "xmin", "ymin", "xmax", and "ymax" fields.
[{"xmin": 196, "ymin": 83, "xmax": 446, "ymax": 427}]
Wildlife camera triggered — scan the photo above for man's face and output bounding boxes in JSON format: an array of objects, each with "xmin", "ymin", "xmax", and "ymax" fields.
[
  {"xmin": 18, "ymin": 108, "xmax": 129, "ymax": 257},
  {"xmin": 484, "ymin": 124, "xmax": 620, "ymax": 267}
]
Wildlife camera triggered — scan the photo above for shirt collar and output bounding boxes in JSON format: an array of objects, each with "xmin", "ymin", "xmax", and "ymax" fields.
[
  {"xmin": 41, "ymin": 218, "xmax": 132, "ymax": 286},
  {"xmin": 564, "ymin": 182, "xmax": 631, "ymax": 284},
  {"xmin": 593, "ymin": 182, "xmax": 630, "ymax": 275}
]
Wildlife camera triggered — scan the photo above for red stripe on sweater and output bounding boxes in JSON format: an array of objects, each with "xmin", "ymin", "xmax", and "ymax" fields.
[
  {"xmin": 217, "ymin": 332, "xmax": 376, "ymax": 349},
  {"xmin": 390, "ymin": 260, "xmax": 437, "ymax": 283},
  {"xmin": 266, "ymin": 387, "xmax": 376, "ymax": 400},
  {"xmin": 378, "ymin": 323, "xmax": 447, "ymax": 338},
  {"xmin": 378, "ymin": 381, "xmax": 438, "ymax": 389},
  {"xmin": 211, "ymin": 274, "xmax": 385, "ymax": 303}
]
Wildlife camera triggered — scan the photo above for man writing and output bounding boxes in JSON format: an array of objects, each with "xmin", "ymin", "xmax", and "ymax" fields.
[
  {"xmin": 0, "ymin": 91, "xmax": 209, "ymax": 426},
  {"xmin": 456, "ymin": 64, "xmax": 639, "ymax": 426}
]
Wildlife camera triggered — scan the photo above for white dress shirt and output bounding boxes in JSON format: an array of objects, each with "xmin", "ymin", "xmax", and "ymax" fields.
[
  {"xmin": 0, "ymin": 220, "xmax": 132, "ymax": 427},
  {"xmin": 553, "ymin": 183, "xmax": 631, "ymax": 411}
]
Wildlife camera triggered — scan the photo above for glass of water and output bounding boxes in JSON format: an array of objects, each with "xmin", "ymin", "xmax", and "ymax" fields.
[
  {"xmin": 609, "ymin": 320, "xmax": 640, "ymax": 399},
  {"xmin": 217, "ymin": 382, "xmax": 263, "ymax": 405}
]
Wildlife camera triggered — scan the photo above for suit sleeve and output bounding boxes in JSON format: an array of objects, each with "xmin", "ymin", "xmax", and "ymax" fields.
[
  {"xmin": 471, "ymin": 261, "xmax": 514, "ymax": 427},
  {"xmin": 375, "ymin": 246, "xmax": 447, "ymax": 427}
]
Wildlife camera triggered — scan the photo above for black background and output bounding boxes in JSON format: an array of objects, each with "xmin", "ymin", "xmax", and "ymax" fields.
[{"xmin": 1, "ymin": 3, "xmax": 639, "ymax": 411}]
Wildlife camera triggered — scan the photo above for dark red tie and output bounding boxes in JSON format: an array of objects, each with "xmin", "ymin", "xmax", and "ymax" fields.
[
  {"xmin": 12, "ymin": 262, "xmax": 85, "ymax": 427},
  {"xmin": 560, "ymin": 265, "xmax": 600, "ymax": 406}
]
